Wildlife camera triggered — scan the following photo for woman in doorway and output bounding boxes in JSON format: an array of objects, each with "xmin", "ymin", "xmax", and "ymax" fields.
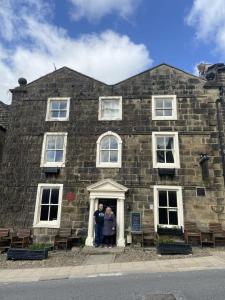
[{"xmin": 103, "ymin": 207, "xmax": 116, "ymax": 248}]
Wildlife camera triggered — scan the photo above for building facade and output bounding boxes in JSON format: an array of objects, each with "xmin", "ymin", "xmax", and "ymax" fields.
[{"xmin": 0, "ymin": 63, "xmax": 225, "ymax": 246}]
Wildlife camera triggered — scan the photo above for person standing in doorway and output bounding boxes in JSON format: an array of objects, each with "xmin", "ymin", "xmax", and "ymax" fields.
[
  {"xmin": 94, "ymin": 203, "xmax": 105, "ymax": 247},
  {"xmin": 103, "ymin": 207, "xmax": 116, "ymax": 248}
]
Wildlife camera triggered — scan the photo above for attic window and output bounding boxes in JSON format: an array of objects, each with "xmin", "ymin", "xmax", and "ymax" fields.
[
  {"xmin": 46, "ymin": 98, "xmax": 70, "ymax": 121},
  {"xmin": 152, "ymin": 95, "xmax": 177, "ymax": 120},
  {"xmin": 99, "ymin": 96, "xmax": 122, "ymax": 120}
]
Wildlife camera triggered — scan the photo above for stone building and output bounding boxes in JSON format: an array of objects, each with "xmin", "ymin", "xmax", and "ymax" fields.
[{"xmin": 0, "ymin": 63, "xmax": 225, "ymax": 246}]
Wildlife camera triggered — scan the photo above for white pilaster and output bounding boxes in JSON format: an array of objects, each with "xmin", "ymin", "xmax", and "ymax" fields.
[
  {"xmin": 85, "ymin": 197, "xmax": 96, "ymax": 246},
  {"xmin": 117, "ymin": 197, "xmax": 125, "ymax": 247}
]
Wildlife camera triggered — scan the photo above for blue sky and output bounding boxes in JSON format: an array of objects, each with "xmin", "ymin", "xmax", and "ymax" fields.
[{"xmin": 0, "ymin": 0, "xmax": 225, "ymax": 103}]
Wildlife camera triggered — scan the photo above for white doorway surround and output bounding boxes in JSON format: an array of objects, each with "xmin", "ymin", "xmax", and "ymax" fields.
[{"xmin": 85, "ymin": 179, "xmax": 128, "ymax": 247}]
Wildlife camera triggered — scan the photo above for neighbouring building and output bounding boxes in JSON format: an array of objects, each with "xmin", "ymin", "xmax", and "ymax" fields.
[{"xmin": 1, "ymin": 63, "xmax": 225, "ymax": 246}]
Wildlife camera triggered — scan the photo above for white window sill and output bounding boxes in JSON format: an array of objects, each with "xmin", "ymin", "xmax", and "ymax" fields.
[
  {"xmin": 33, "ymin": 223, "xmax": 60, "ymax": 229},
  {"xmin": 40, "ymin": 163, "xmax": 65, "ymax": 168},
  {"xmin": 154, "ymin": 164, "xmax": 180, "ymax": 169},
  {"xmin": 152, "ymin": 116, "xmax": 177, "ymax": 121},
  {"xmin": 46, "ymin": 118, "xmax": 69, "ymax": 122},
  {"xmin": 96, "ymin": 163, "xmax": 121, "ymax": 168},
  {"xmin": 99, "ymin": 118, "xmax": 122, "ymax": 121}
]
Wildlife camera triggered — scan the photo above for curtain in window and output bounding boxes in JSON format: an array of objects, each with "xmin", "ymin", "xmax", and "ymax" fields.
[
  {"xmin": 100, "ymin": 135, "xmax": 118, "ymax": 163},
  {"xmin": 45, "ymin": 135, "xmax": 64, "ymax": 163},
  {"xmin": 101, "ymin": 99, "xmax": 120, "ymax": 119}
]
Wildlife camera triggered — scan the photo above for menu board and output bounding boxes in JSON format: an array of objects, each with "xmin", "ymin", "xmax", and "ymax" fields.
[{"xmin": 131, "ymin": 212, "xmax": 142, "ymax": 233}]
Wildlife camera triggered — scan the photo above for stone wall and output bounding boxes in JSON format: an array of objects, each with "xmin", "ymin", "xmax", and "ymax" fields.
[{"xmin": 0, "ymin": 64, "xmax": 224, "ymax": 242}]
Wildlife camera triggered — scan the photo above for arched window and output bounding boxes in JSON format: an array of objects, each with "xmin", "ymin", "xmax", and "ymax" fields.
[{"xmin": 96, "ymin": 131, "xmax": 122, "ymax": 168}]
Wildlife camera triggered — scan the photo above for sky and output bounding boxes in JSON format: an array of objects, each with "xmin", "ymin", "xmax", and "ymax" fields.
[{"xmin": 0, "ymin": 0, "xmax": 225, "ymax": 104}]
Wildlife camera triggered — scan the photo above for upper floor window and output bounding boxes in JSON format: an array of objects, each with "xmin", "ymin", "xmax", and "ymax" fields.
[
  {"xmin": 40, "ymin": 132, "xmax": 67, "ymax": 167},
  {"xmin": 152, "ymin": 132, "xmax": 180, "ymax": 169},
  {"xmin": 96, "ymin": 131, "xmax": 122, "ymax": 168},
  {"xmin": 99, "ymin": 96, "xmax": 122, "ymax": 120},
  {"xmin": 152, "ymin": 95, "xmax": 177, "ymax": 120},
  {"xmin": 46, "ymin": 98, "xmax": 70, "ymax": 121},
  {"xmin": 33, "ymin": 184, "xmax": 63, "ymax": 228}
]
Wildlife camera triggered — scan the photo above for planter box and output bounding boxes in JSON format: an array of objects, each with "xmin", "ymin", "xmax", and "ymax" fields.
[
  {"xmin": 157, "ymin": 227, "xmax": 183, "ymax": 237},
  {"xmin": 7, "ymin": 248, "xmax": 48, "ymax": 260},
  {"xmin": 157, "ymin": 243, "xmax": 192, "ymax": 255}
]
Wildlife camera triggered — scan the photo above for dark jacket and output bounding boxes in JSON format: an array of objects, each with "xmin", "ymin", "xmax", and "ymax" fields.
[{"xmin": 103, "ymin": 213, "xmax": 116, "ymax": 236}]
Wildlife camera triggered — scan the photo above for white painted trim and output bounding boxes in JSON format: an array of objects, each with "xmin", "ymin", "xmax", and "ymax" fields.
[
  {"xmin": 98, "ymin": 96, "xmax": 122, "ymax": 121},
  {"xmin": 152, "ymin": 95, "xmax": 177, "ymax": 120},
  {"xmin": 33, "ymin": 183, "xmax": 63, "ymax": 229},
  {"xmin": 46, "ymin": 97, "xmax": 70, "ymax": 122},
  {"xmin": 40, "ymin": 132, "xmax": 68, "ymax": 168},
  {"xmin": 153, "ymin": 185, "xmax": 184, "ymax": 232},
  {"xmin": 152, "ymin": 131, "xmax": 180, "ymax": 169},
  {"xmin": 96, "ymin": 131, "xmax": 122, "ymax": 168}
]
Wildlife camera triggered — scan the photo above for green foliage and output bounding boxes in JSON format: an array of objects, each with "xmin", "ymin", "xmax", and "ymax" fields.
[
  {"xmin": 28, "ymin": 243, "xmax": 52, "ymax": 250},
  {"xmin": 157, "ymin": 238, "xmax": 176, "ymax": 244}
]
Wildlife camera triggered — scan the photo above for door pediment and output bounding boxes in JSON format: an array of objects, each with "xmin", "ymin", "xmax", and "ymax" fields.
[{"xmin": 87, "ymin": 179, "xmax": 128, "ymax": 193}]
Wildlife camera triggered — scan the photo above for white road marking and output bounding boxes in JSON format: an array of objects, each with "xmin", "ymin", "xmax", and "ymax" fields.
[{"xmin": 87, "ymin": 273, "xmax": 123, "ymax": 278}]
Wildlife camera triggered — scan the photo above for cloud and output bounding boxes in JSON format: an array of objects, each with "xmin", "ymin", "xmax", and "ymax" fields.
[
  {"xmin": 187, "ymin": 0, "xmax": 225, "ymax": 55},
  {"xmin": 69, "ymin": 0, "xmax": 140, "ymax": 21},
  {"xmin": 0, "ymin": 0, "xmax": 152, "ymax": 104}
]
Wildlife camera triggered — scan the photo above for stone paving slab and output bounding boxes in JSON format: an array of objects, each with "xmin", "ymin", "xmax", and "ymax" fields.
[
  {"xmin": 84, "ymin": 254, "xmax": 115, "ymax": 265},
  {"xmin": 1, "ymin": 255, "xmax": 225, "ymax": 283}
]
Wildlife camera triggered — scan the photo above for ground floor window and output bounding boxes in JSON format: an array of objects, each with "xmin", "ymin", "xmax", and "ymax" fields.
[
  {"xmin": 153, "ymin": 186, "xmax": 183, "ymax": 231},
  {"xmin": 33, "ymin": 184, "xmax": 63, "ymax": 228}
]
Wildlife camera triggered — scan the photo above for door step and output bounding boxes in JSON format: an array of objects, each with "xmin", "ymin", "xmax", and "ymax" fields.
[{"xmin": 82, "ymin": 246, "xmax": 124, "ymax": 254}]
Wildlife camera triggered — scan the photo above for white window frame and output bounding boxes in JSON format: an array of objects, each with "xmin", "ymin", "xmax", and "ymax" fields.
[
  {"xmin": 152, "ymin": 132, "xmax": 180, "ymax": 169},
  {"xmin": 33, "ymin": 183, "xmax": 63, "ymax": 228},
  {"xmin": 152, "ymin": 95, "xmax": 177, "ymax": 120},
  {"xmin": 153, "ymin": 185, "xmax": 184, "ymax": 231},
  {"xmin": 40, "ymin": 132, "xmax": 68, "ymax": 168},
  {"xmin": 96, "ymin": 131, "xmax": 122, "ymax": 168},
  {"xmin": 98, "ymin": 96, "xmax": 122, "ymax": 121},
  {"xmin": 46, "ymin": 97, "xmax": 70, "ymax": 121}
]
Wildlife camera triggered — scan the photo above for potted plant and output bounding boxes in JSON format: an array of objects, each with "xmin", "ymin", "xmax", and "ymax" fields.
[{"xmin": 157, "ymin": 238, "xmax": 192, "ymax": 255}]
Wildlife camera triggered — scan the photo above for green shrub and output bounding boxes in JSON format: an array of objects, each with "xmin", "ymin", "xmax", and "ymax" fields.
[{"xmin": 29, "ymin": 243, "xmax": 52, "ymax": 250}]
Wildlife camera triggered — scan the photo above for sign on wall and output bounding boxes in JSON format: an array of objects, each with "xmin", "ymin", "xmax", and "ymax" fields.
[
  {"xmin": 131, "ymin": 212, "xmax": 142, "ymax": 233},
  {"xmin": 66, "ymin": 192, "xmax": 75, "ymax": 203}
]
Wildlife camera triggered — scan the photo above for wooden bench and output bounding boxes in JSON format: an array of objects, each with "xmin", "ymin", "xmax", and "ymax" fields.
[
  {"xmin": 54, "ymin": 228, "xmax": 73, "ymax": 250},
  {"xmin": 11, "ymin": 229, "xmax": 31, "ymax": 248},
  {"xmin": 0, "ymin": 228, "xmax": 11, "ymax": 253},
  {"xmin": 184, "ymin": 222, "xmax": 201, "ymax": 246},
  {"xmin": 209, "ymin": 223, "xmax": 225, "ymax": 246}
]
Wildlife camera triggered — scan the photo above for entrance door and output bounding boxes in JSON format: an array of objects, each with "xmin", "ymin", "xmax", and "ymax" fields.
[
  {"xmin": 100, "ymin": 199, "xmax": 117, "ymax": 216},
  {"xmin": 99, "ymin": 199, "xmax": 117, "ymax": 245}
]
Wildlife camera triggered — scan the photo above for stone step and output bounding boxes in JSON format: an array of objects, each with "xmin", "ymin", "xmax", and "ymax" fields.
[{"xmin": 82, "ymin": 246, "xmax": 125, "ymax": 255}]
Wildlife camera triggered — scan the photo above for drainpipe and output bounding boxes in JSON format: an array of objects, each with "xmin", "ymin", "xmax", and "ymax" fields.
[{"xmin": 216, "ymin": 86, "xmax": 225, "ymax": 185}]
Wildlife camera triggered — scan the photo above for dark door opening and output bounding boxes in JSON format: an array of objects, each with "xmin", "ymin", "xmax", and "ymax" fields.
[{"xmin": 99, "ymin": 199, "xmax": 117, "ymax": 246}]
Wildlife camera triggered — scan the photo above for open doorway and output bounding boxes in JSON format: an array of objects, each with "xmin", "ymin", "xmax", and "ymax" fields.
[{"xmin": 99, "ymin": 198, "xmax": 117, "ymax": 246}]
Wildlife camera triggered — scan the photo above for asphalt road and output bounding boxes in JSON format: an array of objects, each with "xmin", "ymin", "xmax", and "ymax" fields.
[{"xmin": 0, "ymin": 269, "xmax": 225, "ymax": 300}]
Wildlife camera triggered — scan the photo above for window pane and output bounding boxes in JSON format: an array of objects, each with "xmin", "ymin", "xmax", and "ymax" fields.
[
  {"xmin": 47, "ymin": 137, "xmax": 56, "ymax": 149},
  {"xmin": 51, "ymin": 101, "xmax": 60, "ymax": 110},
  {"xmin": 110, "ymin": 150, "xmax": 118, "ymax": 162},
  {"xmin": 46, "ymin": 150, "xmax": 55, "ymax": 162},
  {"xmin": 166, "ymin": 151, "xmax": 174, "ymax": 163},
  {"xmin": 164, "ymin": 99, "xmax": 172, "ymax": 109},
  {"xmin": 56, "ymin": 137, "xmax": 64, "ymax": 149},
  {"xmin": 59, "ymin": 101, "xmax": 67, "ymax": 110},
  {"xmin": 159, "ymin": 208, "xmax": 168, "ymax": 224},
  {"xmin": 110, "ymin": 137, "xmax": 118, "ymax": 149},
  {"xmin": 168, "ymin": 191, "xmax": 177, "ymax": 207},
  {"xmin": 164, "ymin": 109, "xmax": 173, "ymax": 116},
  {"xmin": 55, "ymin": 150, "xmax": 63, "ymax": 162},
  {"xmin": 51, "ymin": 189, "xmax": 59, "ymax": 204},
  {"xmin": 49, "ymin": 206, "xmax": 58, "ymax": 221},
  {"xmin": 41, "ymin": 189, "xmax": 50, "ymax": 204},
  {"xmin": 158, "ymin": 191, "xmax": 167, "ymax": 206},
  {"xmin": 101, "ymin": 137, "xmax": 110, "ymax": 149},
  {"xmin": 155, "ymin": 99, "xmax": 164, "ymax": 108},
  {"xmin": 51, "ymin": 111, "xmax": 60, "ymax": 118},
  {"xmin": 156, "ymin": 137, "xmax": 165, "ymax": 149},
  {"xmin": 101, "ymin": 99, "xmax": 119, "ymax": 118},
  {"xmin": 40, "ymin": 205, "xmax": 49, "ymax": 221},
  {"xmin": 165, "ymin": 137, "xmax": 174, "ymax": 149},
  {"xmin": 155, "ymin": 109, "xmax": 164, "ymax": 116},
  {"xmin": 100, "ymin": 150, "xmax": 109, "ymax": 162},
  {"xmin": 157, "ymin": 150, "xmax": 165, "ymax": 163},
  {"xmin": 169, "ymin": 211, "xmax": 178, "ymax": 225},
  {"xmin": 59, "ymin": 111, "xmax": 67, "ymax": 118}
]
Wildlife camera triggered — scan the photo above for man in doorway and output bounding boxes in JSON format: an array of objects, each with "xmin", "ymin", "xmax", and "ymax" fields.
[{"xmin": 94, "ymin": 203, "xmax": 104, "ymax": 247}]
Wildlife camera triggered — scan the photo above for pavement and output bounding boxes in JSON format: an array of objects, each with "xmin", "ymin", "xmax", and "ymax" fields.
[{"xmin": 2, "ymin": 251, "xmax": 225, "ymax": 283}]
